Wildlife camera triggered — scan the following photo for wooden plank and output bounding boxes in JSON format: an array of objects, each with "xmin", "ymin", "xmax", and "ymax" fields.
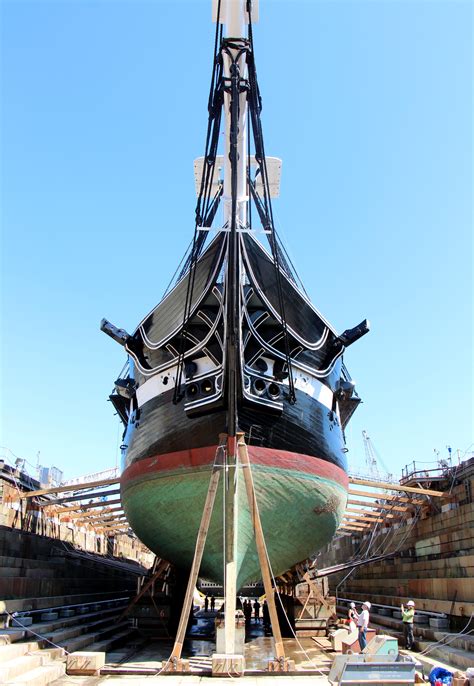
[
  {"xmin": 94, "ymin": 524, "xmax": 130, "ymax": 534},
  {"xmin": 21, "ymin": 477, "xmax": 120, "ymax": 499},
  {"xmin": 36, "ymin": 489, "xmax": 120, "ymax": 506},
  {"xmin": 170, "ymin": 434, "xmax": 226, "ymax": 661},
  {"xmin": 55, "ymin": 498, "xmax": 122, "ymax": 513},
  {"xmin": 344, "ymin": 514, "xmax": 385, "ymax": 523},
  {"xmin": 118, "ymin": 558, "xmax": 170, "ymax": 621},
  {"xmin": 347, "ymin": 498, "xmax": 410, "ymax": 513},
  {"xmin": 76, "ymin": 506, "xmax": 124, "ymax": 518},
  {"xmin": 346, "ymin": 507, "xmax": 399, "ymax": 520},
  {"xmin": 345, "ymin": 507, "xmax": 395, "ymax": 519},
  {"xmin": 349, "ymin": 477, "xmax": 444, "ymax": 497},
  {"xmin": 338, "ymin": 526, "xmax": 364, "ymax": 533},
  {"xmin": 96, "ymin": 515, "xmax": 125, "ymax": 528},
  {"xmin": 348, "ymin": 489, "xmax": 425, "ymax": 505},
  {"xmin": 82, "ymin": 515, "xmax": 127, "ymax": 526},
  {"xmin": 62, "ymin": 506, "xmax": 124, "ymax": 520},
  {"xmin": 238, "ymin": 433, "xmax": 285, "ymax": 660}
]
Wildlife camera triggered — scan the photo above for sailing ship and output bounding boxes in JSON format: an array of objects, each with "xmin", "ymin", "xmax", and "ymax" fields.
[{"xmin": 101, "ymin": 0, "xmax": 368, "ymax": 590}]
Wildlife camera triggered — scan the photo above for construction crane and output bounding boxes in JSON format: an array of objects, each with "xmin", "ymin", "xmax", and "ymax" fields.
[{"xmin": 362, "ymin": 430, "xmax": 394, "ymax": 482}]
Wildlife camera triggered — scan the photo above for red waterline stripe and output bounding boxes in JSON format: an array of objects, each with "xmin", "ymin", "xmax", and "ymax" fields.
[{"xmin": 122, "ymin": 445, "xmax": 348, "ymax": 489}]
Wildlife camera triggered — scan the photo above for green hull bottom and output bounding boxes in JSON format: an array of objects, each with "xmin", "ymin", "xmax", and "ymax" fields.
[{"xmin": 122, "ymin": 457, "xmax": 347, "ymax": 588}]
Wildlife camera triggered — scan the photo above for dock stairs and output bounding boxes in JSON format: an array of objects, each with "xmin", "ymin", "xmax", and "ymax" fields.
[{"xmin": 0, "ymin": 595, "xmax": 135, "ymax": 685}]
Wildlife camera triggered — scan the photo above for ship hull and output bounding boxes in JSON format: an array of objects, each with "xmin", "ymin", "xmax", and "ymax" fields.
[
  {"xmin": 123, "ymin": 386, "xmax": 347, "ymax": 472},
  {"xmin": 121, "ymin": 444, "xmax": 348, "ymax": 588}
]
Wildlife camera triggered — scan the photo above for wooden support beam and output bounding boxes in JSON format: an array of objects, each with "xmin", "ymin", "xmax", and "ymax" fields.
[
  {"xmin": 342, "ymin": 522, "xmax": 371, "ymax": 529},
  {"xmin": 87, "ymin": 514, "xmax": 127, "ymax": 524},
  {"xmin": 344, "ymin": 514, "xmax": 385, "ymax": 524},
  {"xmin": 345, "ymin": 507, "xmax": 395, "ymax": 519},
  {"xmin": 338, "ymin": 526, "xmax": 364, "ymax": 533},
  {"xmin": 21, "ymin": 477, "xmax": 120, "ymax": 499},
  {"xmin": 62, "ymin": 506, "xmax": 123, "ymax": 520},
  {"xmin": 83, "ymin": 515, "xmax": 127, "ymax": 527},
  {"xmin": 349, "ymin": 476, "xmax": 444, "ymax": 497},
  {"xmin": 55, "ymin": 498, "xmax": 122, "ymax": 514},
  {"xmin": 95, "ymin": 529, "xmax": 127, "ymax": 535},
  {"xmin": 97, "ymin": 515, "xmax": 129, "ymax": 528},
  {"xmin": 118, "ymin": 558, "xmax": 170, "ymax": 622},
  {"xmin": 36, "ymin": 489, "xmax": 120, "ymax": 506},
  {"xmin": 77, "ymin": 507, "xmax": 124, "ymax": 519},
  {"xmin": 169, "ymin": 435, "xmax": 226, "ymax": 661},
  {"xmin": 238, "ymin": 433, "xmax": 286, "ymax": 661},
  {"xmin": 347, "ymin": 498, "xmax": 410, "ymax": 513},
  {"xmin": 348, "ymin": 488, "xmax": 425, "ymax": 505}
]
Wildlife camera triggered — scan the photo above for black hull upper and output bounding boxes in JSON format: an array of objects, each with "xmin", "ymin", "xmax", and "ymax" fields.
[{"xmin": 123, "ymin": 385, "xmax": 347, "ymax": 473}]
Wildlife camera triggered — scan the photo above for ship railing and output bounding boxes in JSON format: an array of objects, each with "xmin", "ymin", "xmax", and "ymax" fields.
[
  {"xmin": 348, "ymin": 470, "xmax": 397, "ymax": 484},
  {"xmin": 400, "ymin": 461, "xmax": 453, "ymax": 484},
  {"xmin": 337, "ymin": 596, "xmax": 447, "ymax": 618}
]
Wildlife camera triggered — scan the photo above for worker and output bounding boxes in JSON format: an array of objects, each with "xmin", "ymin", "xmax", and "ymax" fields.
[
  {"xmin": 210, "ymin": 595, "xmax": 216, "ymax": 612},
  {"xmin": 243, "ymin": 599, "xmax": 252, "ymax": 625},
  {"xmin": 401, "ymin": 600, "xmax": 415, "ymax": 650},
  {"xmin": 357, "ymin": 601, "xmax": 371, "ymax": 651},
  {"xmin": 204, "ymin": 596, "xmax": 209, "ymax": 612},
  {"xmin": 262, "ymin": 600, "xmax": 270, "ymax": 630},
  {"xmin": 253, "ymin": 599, "xmax": 260, "ymax": 623},
  {"xmin": 348, "ymin": 602, "xmax": 358, "ymax": 632}
]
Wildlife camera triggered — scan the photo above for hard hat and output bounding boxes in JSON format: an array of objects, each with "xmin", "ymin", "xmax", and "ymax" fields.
[
  {"xmin": 407, "ymin": 600, "xmax": 415, "ymax": 607},
  {"xmin": 350, "ymin": 602, "xmax": 356, "ymax": 608},
  {"xmin": 363, "ymin": 601, "xmax": 371, "ymax": 609}
]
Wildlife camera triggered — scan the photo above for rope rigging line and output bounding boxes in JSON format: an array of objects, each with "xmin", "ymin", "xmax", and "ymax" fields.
[
  {"xmin": 246, "ymin": 5, "xmax": 296, "ymax": 404},
  {"xmin": 172, "ymin": 3, "xmax": 224, "ymax": 404}
]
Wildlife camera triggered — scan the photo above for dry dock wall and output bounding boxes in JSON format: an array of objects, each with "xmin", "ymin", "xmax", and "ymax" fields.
[
  {"xmin": 0, "ymin": 477, "xmax": 154, "ymax": 604},
  {"xmin": 318, "ymin": 461, "xmax": 474, "ymax": 623}
]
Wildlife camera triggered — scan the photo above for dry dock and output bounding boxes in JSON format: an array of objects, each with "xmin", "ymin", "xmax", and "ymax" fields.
[{"xmin": 1, "ymin": 456, "xmax": 473, "ymax": 683}]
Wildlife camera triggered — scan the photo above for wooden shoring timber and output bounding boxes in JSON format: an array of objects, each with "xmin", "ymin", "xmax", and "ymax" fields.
[
  {"xmin": 297, "ymin": 571, "xmax": 332, "ymax": 620},
  {"xmin": 21, "ymin": 477, "xmax": 120, "ymax": 499},
  {"xmin": 96, "ymin": 515, "xmax": 128, "ymax": 526},
  {"xmin": 55, "ymin": 498, "xmax": 122, "ymax": 514},
  {"xmin": 76, "ymin": 506, "xmax": 124, "ymax": 519},
  {"xmin": 81, "ymin": 515, "xmax": 128, "ymax": 527},
  {"xmin": 238, "ymin": 433, "xmax": 286, "ymax": 660},
  {"xmin": 118, "ymin": 558, "xmax": 170, "ymax": 622},
  {"xmin": 342, "ymin": 521, "xmax": 372, "ymax": 528},
  {"xmin": 344, "ymin": 515, "xmax": 385, "ymax": 524},
  {"xmin": 348, "ymin": 476, "xmax": 444, "ymax": 497},
  {"xmin": 169, "ymin": 434, "xmax": 226, "ymax": 661},
  {"xmin": 94, "ymin": 522, "xmax": 130, "ymax": 534},
  {"xmin": 36, "ymin": 489, "xmax": 121, "ymax": 506},
  {"xmin": 79, "ymin": 517, "xmax": 127, "ymax": 528},
  {"xmin": 63, "ymin": 506, "xmax": 124, "ymax": 520},
  {"xmin": 341, "ymin": 521, "xmax": 370, "ymax": 529},
  {"xmin": 345, "ymin": 507, "xmax": 395, "ymax": 519},
  {"xmin": 338, "ymin": 526, "xmax": 364, "ymax": 533},
  {"xmin": 347, "ymin": 498, "xmax": 410, "ymax": 513},
  {"xmin": 348, "ymin": 488, "xmax": 425, "ymax": 505}
]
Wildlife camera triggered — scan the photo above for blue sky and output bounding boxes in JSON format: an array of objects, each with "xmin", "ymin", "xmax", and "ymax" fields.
[{"xmin": 1, "ymin": 0, "xmax": 472, "ymax": 481}]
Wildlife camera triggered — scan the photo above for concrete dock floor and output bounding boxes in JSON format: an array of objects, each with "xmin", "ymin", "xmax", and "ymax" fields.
[
  {"xmin": 54, "ymin": 635, "xmax": 333, "ymax": 684},
  {"xmin": 55, "ymin": 677, "xmax": 329, "ymax": 685}
]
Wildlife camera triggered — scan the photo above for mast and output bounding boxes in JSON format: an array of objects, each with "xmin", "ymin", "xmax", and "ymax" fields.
[
  {"xmin": 213, "ymin": 0, "xmax": 257, "ymax": 657},
  {"xmin": 218, "ymin": 0, "xmax": 253, "ymax": 438}
]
